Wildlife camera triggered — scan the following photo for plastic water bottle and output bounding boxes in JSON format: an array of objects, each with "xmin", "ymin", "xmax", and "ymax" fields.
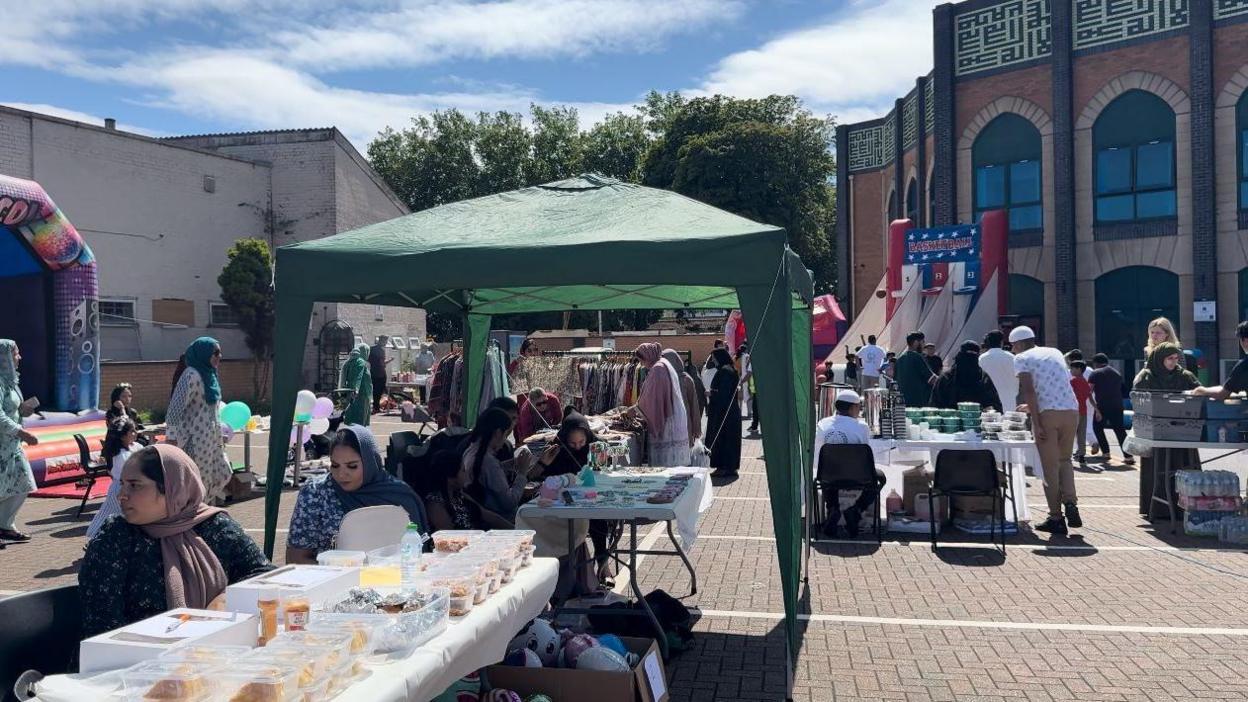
[{"xmin": 400, "ymin": 522, "xmax": 423, "ymax": 589}]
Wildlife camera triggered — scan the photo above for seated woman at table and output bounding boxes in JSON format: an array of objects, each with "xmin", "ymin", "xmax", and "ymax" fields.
[
  {"xmin": 535, "ymin": 410, "xmax": 596, "ymax": 478},
  {"xmin": 105, "ymin": 383, "xmax": 145, "ymax": 429},
  {"xmin": 931, "ymin": 341, "xmax": 1003, "ymax": 411},
  {"xmin": 463, "ymin": 408, "xmax": 540, "ymax": 523},
  {"xmin": 79, "ymin": 445, "xmax": 273, "ymax": 637},
  {"xmin": 1132, "ymin": 342, "xmax": 1203, "ymax": 517},
  {"xmin": 425, "ymin": 450, "xmax": 510, "ymax": 531},
  {"xmin": 286, "ymin": 424, "xmax": 428, "ymax": 564}
]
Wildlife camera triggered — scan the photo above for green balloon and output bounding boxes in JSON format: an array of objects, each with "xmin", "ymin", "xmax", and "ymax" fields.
[{"xmin": 220, "ymin": 401, "xmax": 252, "ymax": 431}]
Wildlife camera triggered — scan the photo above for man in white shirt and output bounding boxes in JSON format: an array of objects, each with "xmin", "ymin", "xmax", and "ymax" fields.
[
  {"xmin": 812, "ymin": 390, "xmax": 884, "ymax": 538},
  {"xmin": 979, "ymin": 330, "xmax": 1019, "ymax": 409},
  {"xmin": 857, "ymin": 335, "xmax": 885, "ymax": 390},
  {"xmin": 1010, "ymin": 326, "xmax": 1081, "ymax": 535}
]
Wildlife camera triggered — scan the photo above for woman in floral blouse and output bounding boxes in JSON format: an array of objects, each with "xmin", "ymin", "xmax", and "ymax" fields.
[
  {"xmin": 165, "ymin": 337, "xmax": 232, "ymax": 504},
  {"xmin": 79, "ymin": 445, "xmax": 272, "ymax": 637},
  {"xmin": 286, "ymin": 424, "xmax": 427, "ymax": 562}
]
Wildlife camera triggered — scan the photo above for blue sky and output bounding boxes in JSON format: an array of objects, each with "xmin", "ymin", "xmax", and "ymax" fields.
[{"xmin": 8, "ymin": 0, "xmax": 939, "ymax": 150}]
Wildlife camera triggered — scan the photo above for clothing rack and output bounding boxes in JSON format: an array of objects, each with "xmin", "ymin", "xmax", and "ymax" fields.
[{"xmin": 541, "ymin": 349, "xmax": 694, "ymax": 366}]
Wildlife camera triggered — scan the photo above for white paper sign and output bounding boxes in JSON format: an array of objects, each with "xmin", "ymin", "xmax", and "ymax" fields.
[
  {"xmin": 1195, "ymin": 300, "xmax": 1217, "ymax": 323},
  {"xmin": 643, "ymin": 651, "xmax": 667, "ymax": 700}
]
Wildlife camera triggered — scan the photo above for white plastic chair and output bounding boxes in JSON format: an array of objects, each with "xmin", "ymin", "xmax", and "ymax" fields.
[{"xmin": 335, "ymin": 505, "xmax": 412, "ymax": 551}]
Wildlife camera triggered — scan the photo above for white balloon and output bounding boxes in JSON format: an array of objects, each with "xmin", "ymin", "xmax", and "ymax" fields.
[
  {"xmin": 294, "ymin": 389, "xmax": 317, "ymax": 416},
  {"xmin": 307, "ymin": 417, "xmax": 331, "ymax": 435}
]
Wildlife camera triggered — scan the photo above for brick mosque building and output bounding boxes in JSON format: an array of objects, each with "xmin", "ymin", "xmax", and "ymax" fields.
[{"xmin": 835, "ymin": 0, "xmax": 1248, "ymax": 377}]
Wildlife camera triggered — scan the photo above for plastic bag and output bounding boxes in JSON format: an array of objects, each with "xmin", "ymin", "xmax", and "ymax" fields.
[{"xmin": 689, "ymin": 440, "xmax": 711, "ymax": 468}]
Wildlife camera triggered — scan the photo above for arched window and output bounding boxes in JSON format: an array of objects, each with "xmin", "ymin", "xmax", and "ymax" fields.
[
  {"xmin": 1238, "ymin": 92, "xmax": 1248, "ymax": 214},
  {"xmin": 1095, "ymin": 266, "xmax": 1179, "ymax": 364},
  {"xmin": 973, "ymin": 113, "xmax": 1042, "ymax": 233},
  {"xmin": 1094, "ymin": 90, "xmax": 1176, "ymax": 223},
  {"xmin": 905, "ymin": 177, "xmax": 919, "ymax": 223},
  {"xmin": 886, "ymin": 190, "xmax": 896, "ymax": 223},
  {"xmin": 1007, "ymin": 274, "xmax": 1044, "ymax": 343}
]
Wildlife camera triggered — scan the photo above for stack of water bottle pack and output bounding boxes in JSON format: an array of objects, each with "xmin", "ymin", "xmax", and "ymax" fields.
[{"xmin": 1175, "ymin": 470, "xmax": 1243, "ymax": 536}]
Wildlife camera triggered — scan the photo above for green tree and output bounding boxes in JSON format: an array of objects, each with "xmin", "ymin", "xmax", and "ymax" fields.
[
  {"xmin": 642, "ymin": 94, "xmax": 837, "ymax": 293},
  {"xmin": 582, "ymin": 112, "xmax": 649, "ymax": 182},
  {"xmin": 527, "ymin": 105, "xmax": 584, "ymax": 184},
  {"xmin": 218, "ymin": 238, "xmax": 276, "ymax": 401}
]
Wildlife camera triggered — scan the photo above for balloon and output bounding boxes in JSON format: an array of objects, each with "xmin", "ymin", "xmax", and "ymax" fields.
[
  {"xmin": 219, "ymin": 401, "xmax": 252, "ymax": 431},
  {"xmin": 312, "ymin": 397, "xmax": 334, "ymax": 419},
  {"xmin": 307, "ymin": 417, "xmax": 331, "ymax": 436},
  {"xmin": 294, "ymin": 390, "xmax": 317, "ymax": 417},
  {"xmin": 220, "ymin": 422, "xmax": 234, "ymax": 442},
  {"xmin": 560, "ymin": 634, "xmax": 599, "ymax": 668},
  {"xmin": 575, "ymin": 647, "xmax": 629, "ymax": 672},
  {"xmin": 595, "ymin": 634, "xmax": 628, "ymax": 659}
]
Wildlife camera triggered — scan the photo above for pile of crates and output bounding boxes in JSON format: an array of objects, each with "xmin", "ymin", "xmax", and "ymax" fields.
[{"xmin": 1129, "ymin": 392, "xmax": 1248, "ymax": 443}]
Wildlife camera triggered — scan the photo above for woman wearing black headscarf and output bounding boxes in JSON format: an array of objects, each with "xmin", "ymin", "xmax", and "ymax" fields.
[
  {"xmin": 536, "ymin": 410, "xmax": 597, "ymax": 478},
  {"xmin": 705, "ymin": 348, "xmax": 743, "ymax": 476},
  {"xmin": 1133, "ymin": 342, "xmax": 1202, "ymax": 517},
  {"xmin": 931, "ymin": 341, "xmax": 1003, "ymax": 411}
]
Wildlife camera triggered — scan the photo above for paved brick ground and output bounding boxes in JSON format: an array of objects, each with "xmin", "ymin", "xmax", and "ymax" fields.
[{"xmin": 7, "ymin": 415, "xmax": 1248, "ymax": 700}]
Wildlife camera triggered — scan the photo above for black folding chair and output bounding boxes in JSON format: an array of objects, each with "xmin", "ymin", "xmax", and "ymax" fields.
[
  {"xmin": 930, "ymin": 449, "xmax": 1006, "ymax": 554},
  {"xmin": 1, "ymin": 584, "xmax": 81, "ymax": 701},
  {"xmin": 73, "ymin": 434, "xmax": 110, "ymax": 519},
  {"xmin": 815, "ymin": 444, "xmax": 883, "ymax": 542}
]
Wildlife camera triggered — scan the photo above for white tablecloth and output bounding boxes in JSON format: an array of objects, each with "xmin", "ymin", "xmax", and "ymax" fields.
[
  {"xmin": 515, "ymin": 468, "xmax": 713, "ymax": 558},
  {"xmin": 868, "ymin": 438, "xmax": 1038, "ymax": 522},
  {"xmin": 33, "ymin": 559, "xmax": 559, "ymax": 702}
]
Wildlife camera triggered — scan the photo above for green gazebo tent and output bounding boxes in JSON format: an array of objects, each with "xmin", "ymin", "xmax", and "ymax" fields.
[{"xmin": 263, "ymin": 174, "xmax": 814, "ymax": 656}]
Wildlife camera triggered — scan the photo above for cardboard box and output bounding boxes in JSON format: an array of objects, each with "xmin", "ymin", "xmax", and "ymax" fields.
[
  {"xmin": 901, "ymin": 466, "xmax": 933, "ymax": 513},
  {"xmin": 485, "ymin": 636, "xmax": 668, "ymax": 702},
  {"xmin": 80, "ymin": 608, "xmax": 258, "ymax": 673},
  {"xmin": 225, "ymin": 565, "xmax": 359, "ymax": 615},
  {"xmin": 951, "ymin": 495, "xmax": 1003, "ymax": 520}
]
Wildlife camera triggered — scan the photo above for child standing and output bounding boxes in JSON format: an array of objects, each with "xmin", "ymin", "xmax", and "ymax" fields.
[{"xmin": 1069, "ymin": 360, "xmax": 1096, "ymax": 466}]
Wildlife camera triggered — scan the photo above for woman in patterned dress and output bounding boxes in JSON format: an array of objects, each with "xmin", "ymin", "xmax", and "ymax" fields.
[
  {"xmin": 166, "ymin": 337, "xmax": 232, "ymax": 505},
  {"xmin": 340, "ymin": 343, "xmax": 372, "ymax": 426},
  {"xmin": 79, "ymin": 444, "xmax": 272, "ymax": 636},
  {"xmin": 0, "ymin": 340, "xmax": 38, "ymax": 544}
]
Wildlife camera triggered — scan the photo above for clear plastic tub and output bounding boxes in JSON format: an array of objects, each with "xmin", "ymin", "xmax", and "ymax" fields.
[
  {"xmin": 419, "ymin": 566, "xmax": 478, "ymax": 616},
  {"xmin": 449, "ymin": 552, "xmax": 502, "ymax": 593},
  {"xmin": 268, "ymin": 630, "xmax": 354, "ymax": 670},
  {"xmin": 431, "ymin": 530, "xmax": 484, "ymax": 552},
  {"xmin": 120, "ymin": 660, "xmax": 215, "ymax": 701},
  {"xmin": 307, "ymin": 616, "xmax": 385, "ymax": 658},
  {"xmin": 158, "ymin": 644, "xmax": 253, "ymax": 665},
  {"xmin": 241, "ymin": 648, "xmax": 326, "ymax": 691},
  {"xmin": 215, "ymin": 663, "xmax": 301, "ymax": 702},
  {"xmin": 520, "ymin": 544, "xmax": 536, "ymax": 567},
  {"xmin": 481, "ymin": 529, "xmax": 535, "ymax": 550},
  {"xmin": 463, "ymin": 544, "xmax": 520, "ymax": 583},
  {"xmin": 316, "ymin": 549, "xmax": 367, "ymax": 567}
]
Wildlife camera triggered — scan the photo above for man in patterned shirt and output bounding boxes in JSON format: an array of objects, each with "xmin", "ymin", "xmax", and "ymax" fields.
[{"xmin": 1010, "ymin": 326, "xmax": 1081, "ymax": 535}]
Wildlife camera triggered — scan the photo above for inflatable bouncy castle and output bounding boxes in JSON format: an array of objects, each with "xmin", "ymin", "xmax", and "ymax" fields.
[{"xmin": 0, "ymin": 176, "xmax": 106, "ymax": 486}]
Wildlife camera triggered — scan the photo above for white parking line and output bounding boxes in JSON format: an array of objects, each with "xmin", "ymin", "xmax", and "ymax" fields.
[
  {"xmin": 715, "ymin": 496, "xmax": 771, "ymax": 501},
  {"xmin": 692, "ymin": 608, "xmax": 1248, "ymax": 636}
]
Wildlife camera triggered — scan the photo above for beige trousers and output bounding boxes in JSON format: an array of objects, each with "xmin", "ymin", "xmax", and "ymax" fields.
[{"xmin": 1034, "ymin": 409, "xmax": 1080, "ymax": 516}]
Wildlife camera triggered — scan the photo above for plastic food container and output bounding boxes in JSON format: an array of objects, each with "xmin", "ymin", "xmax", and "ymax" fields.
[
  {"xmin": 432, "ymin": 530, "xmax": 484, "ymax": 553},
  {"xmin": 450, "ymin": 552, "xmax": 502, "ymax": 593},
  {"xmin": 483, "ymin": 529, "xmax": 535, "ymax": 549},
  {"xmin": 241, "ymin": 648, "xmax": 326, "ymax": 692},
  {"xmin": 419, "ymin": 566, "xmax": 478, "ymax": 616},
  {"xmin": 158, "ymin": 644, "xmax": 252, "ymax": 664},
  {"xmin": 465, "ymin": 543, "xmax": 520, "ymax": 583},
  {"xmin": 268, "ymin": 631, "xmax": 354, "ymax": 669},
  {"xmin": 121, "ymin": 660, "xmax": 215, "ymax": 701},
  {"xmin": 520, "ymin": 544, "xmax": 536, "ymax": 567},
  {"xmin": 360, "ymin": 545, "xmax": 401, "ymax": 587},
  {"xmin": 316, "ymin": 549, "xmax": 367, "ymax": 568},
  {"xmin": 215, "ymin": 663, "xmax": 301, "ymax": 702},
  {"xmin": 308, "ymin": 617, "xmax": 385, "ymax": 658},
  {"xmin": 297, "ymin": 675, "xmax": 331, "ymax": 702}
]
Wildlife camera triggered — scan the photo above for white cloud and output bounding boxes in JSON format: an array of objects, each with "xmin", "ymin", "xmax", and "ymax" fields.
[
  {"xmin": 698, "ymin": 0, "xmax": 940, "ymax": 123},
  {"xmin": 1, "ymin": 103, "xmax": 164, "ymax": 137}
]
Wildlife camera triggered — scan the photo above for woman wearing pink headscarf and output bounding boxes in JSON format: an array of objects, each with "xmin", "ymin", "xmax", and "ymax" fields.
[
  {"xmin": 79, "ymin": 444, "xmax": 273, "ymax": 636},
  {"xmin": 633, "ymin": 343, "xmax": 690, "ymax": 467}
]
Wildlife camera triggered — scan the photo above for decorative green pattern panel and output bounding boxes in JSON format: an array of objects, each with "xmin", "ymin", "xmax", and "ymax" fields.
[
  {"xmin": 955, "ymin": 0, "xmax": 1052, "ymax": 76},
  {"xmin": 1073, "ymin": 0, "xmax": 1189, "ymax": 51},
  {"xmin": 847, "ymin": 115, "xmax": 897, "ymax": 173},
  {"xmin": 924, "ymin": 78, "xmax": 935, "ymax": 133},
  {"xmin": 1216, "ymin": 0, "xmax": 1248, "ymax": 20},
  {"xmin": 902, "ymin": 94, "xmax": 919, "ymax": 149}
]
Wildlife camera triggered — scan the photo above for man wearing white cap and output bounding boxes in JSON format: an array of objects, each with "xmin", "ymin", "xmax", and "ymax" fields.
[
  {"xmin": 1010, "ymin": 326, "xmax": 1082, "ymax": 535},
  {"xmin": 812, "ymin": 389, "xmax": 883, "ymax": 537}
]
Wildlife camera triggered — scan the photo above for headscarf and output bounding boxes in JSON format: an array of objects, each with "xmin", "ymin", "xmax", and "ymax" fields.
[
  {"xmin": 330, "ymin": 424, "xmax": 428, "ymax": 529},
  {"xmin": 1134, "ymin": 342, "xmax": 1199, "ymax": 391},
  {"xmin": 170, "ymin": 355, "xmax": 187, "ymax": 400},
  {"xmin": 710, "ymin": 347, "xmax": 734, "ymax": 370},
  {"xmin": 544, "ymin": 410, "xmax": 598, "ymax": 476},
  {"xmin": 136, "ymin": 444, "xmax": 227, "ymax": 610},
  {"xmin": 636, "ymin": 343, "xmax": 672, "ymax": 430},
  {"xmin": 0, "ymin": 339, "xmax": 18, "ymax": 394},
  {"xmin": 663, "ymin": 348, "xmax": 702, "ymax": 442},
  {"xmin": 951, "ymin": 341, "xmax": 983, "ymax": 391},
  {"xmin": 184, "ymin": 337, "xmax": 221, "ymax": 405}
]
